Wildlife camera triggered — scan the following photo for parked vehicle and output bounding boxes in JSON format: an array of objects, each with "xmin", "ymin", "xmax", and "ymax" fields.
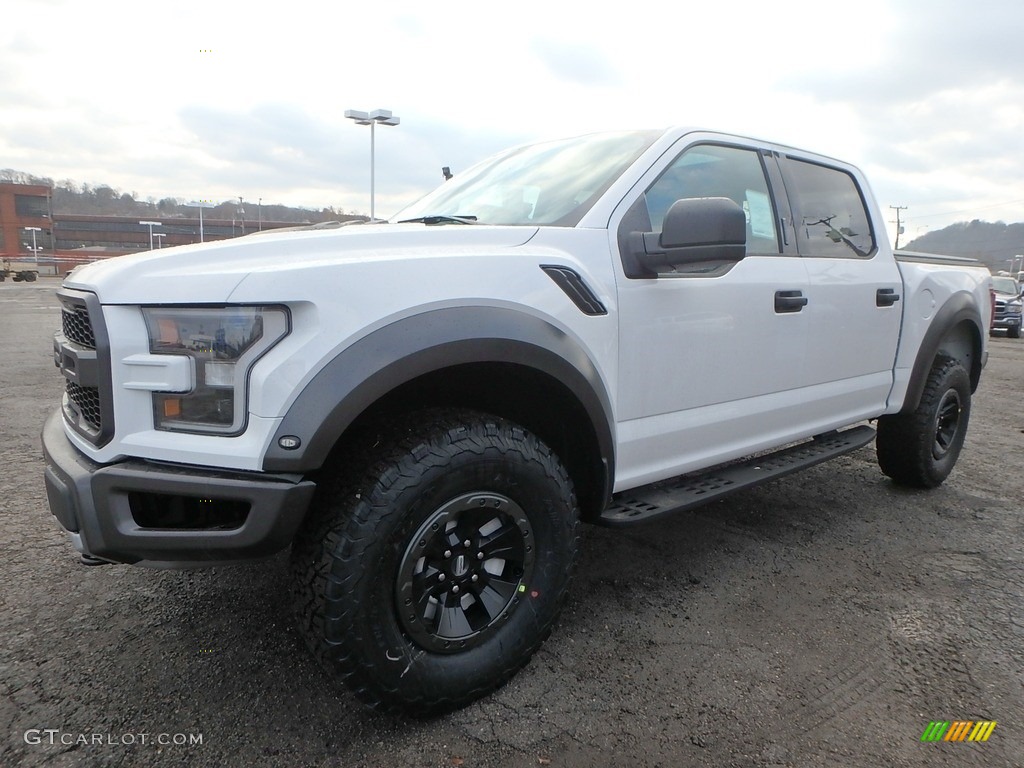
[
  {"xmin": 43, "ymin": 128, "xmax": 992, "ymax": 714},
  {"xmin": 990, "ymin": 275, "xmax": 1022, "ymax": 338},
  {"xmin": 0, "ymin": 268, "xmax": 38, "ymax": 282}
]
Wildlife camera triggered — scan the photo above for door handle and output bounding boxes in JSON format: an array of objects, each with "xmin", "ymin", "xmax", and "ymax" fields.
[
  {"xmin": 775, "ymin": 290, "xmax": 808, "ymax": 313},
  {"xmin": 876, "ymin": 288, "xmax": 901, "ymax": 307}
]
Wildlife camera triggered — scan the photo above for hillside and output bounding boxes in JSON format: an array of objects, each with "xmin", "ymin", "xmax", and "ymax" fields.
[
  {"xmin": 0, "ymin": 168, "xmax": 360, "ymax": 224},
  {"xmin": 901, "ymin": 220, "xmax": 1024, "ymax": 274}
]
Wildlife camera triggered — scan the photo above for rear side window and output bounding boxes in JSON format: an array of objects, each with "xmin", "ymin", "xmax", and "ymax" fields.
[{"xmin": 782, "ymin": 158, "xmax": 875, "ymax": 258}]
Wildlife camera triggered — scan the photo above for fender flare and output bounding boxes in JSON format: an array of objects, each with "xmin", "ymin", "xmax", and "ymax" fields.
[
  {"xmin": 900, "ymin": 292, "xmax": 984, "ymax": 415},
  {"xmin": 261, "ymin": 306, "xmax": 615, "ymax": 488}
]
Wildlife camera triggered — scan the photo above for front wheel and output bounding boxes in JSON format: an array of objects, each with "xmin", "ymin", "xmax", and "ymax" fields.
[
  {"xmin": 1008, "ymin": 326, "xmax": 1021, "ymax": 339},
  {"xmin": 876, "ymin": 355, "xmax": 971, "ymax": 488},
  {"xmin": 291, "ymin": 410, "xmax": 580, "ymax": 715}
]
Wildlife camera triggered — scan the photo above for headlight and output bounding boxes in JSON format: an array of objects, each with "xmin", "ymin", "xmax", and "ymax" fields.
[
  {"xmin": 142, "ymin": 306, "xmax": 289, "ymax": 434},
  {"xmin": 1007, "ymin": 299, "xmax": 1022, "ymax": 314}
]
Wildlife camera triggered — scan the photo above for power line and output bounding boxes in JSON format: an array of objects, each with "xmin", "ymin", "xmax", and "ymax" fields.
[{"xmin": 909, "ymin": 199, "xmax": 1024, "ymax": 220}]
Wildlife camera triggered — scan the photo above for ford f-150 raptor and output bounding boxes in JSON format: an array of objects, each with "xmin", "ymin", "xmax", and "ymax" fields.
[{"xmin": 42, "ymin": 128, "xmax": 992, "ymax": 714}]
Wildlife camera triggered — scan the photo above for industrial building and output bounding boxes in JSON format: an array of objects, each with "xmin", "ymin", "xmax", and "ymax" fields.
[{"xmin": 0, "ymin": 182, "xmax": 337, "ymax": 276}]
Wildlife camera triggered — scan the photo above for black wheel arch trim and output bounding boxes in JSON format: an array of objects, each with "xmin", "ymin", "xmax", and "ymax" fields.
[
  {"xmin": 262, "ymin": 306, "xmax": 615, "ymax": 502},
  {"xmin": 900, "ymin": 292, "xmax": 984, "ymax": 415}
]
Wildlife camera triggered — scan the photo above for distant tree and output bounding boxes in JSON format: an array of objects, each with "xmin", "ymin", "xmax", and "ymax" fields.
[
  {"xmin": 95, "ymin": 186, "xmax": 117, "ymax": 210},
  {"xmin": 157, "ymin": 197, "xmax": 179, "ymax": 214}
]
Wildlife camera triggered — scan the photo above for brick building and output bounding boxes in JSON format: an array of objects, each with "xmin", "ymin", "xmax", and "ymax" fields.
[
  {"xmin": 0, "ymin": 182, "xmax": 334, "ymax": 276},
  {"xmin": 0, "ymin": 182, "xmax": 53, "ymax": 269}
]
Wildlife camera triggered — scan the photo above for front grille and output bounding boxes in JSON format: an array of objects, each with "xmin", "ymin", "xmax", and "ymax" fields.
[
  {"xmin": 994, "ymin": 299, "xmax": 1012, "ymax": 320},
  {"xmin": 62, "ymin": 305, "xmax": 95, "ymax": 349},
  {"xmin": 56, "ymin": 289, "xmax": 113, "ymax": 446},
  {"xmin": 67, "ymin": 381, "xmax": 103, "ymax": 433}
]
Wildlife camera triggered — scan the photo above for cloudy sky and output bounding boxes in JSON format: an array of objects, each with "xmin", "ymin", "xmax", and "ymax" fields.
[{"xmin": 3, "ymin": 0, "xmax": 1022, "ymax": 244}]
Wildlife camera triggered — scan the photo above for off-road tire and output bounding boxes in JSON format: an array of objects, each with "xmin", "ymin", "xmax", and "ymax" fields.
[
  {"xmin": 876, "ymin": 355, "xmax": 971, "ymax": 488},
  {"xmin": 290, "ymin": 409, "xmax": 580, "ymax": 715}
]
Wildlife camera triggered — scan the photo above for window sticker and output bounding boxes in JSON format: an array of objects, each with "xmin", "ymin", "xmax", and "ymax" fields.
[{"xmin": 745, "ymin": 189, "xmax": 775, "ymax": 239}]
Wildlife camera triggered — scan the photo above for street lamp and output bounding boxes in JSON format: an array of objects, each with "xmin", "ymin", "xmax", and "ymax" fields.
[
  {"xmin": 345, "ymin": 108, "xmax": 400, "ymax": 221},
  {"xmin": 183, "ymin": 201, "xmax": 215, "ymax": 242},
  {"xmin": 139, "ymin": 220, "xmax": 162, "ymax": 251},
  {"xmin": 25, "ymin": 226, "xmax": 41, "ymax": 267},
  {"xmin": 153, "ymin": 232, "xmax": 167, "ymax": 249}
]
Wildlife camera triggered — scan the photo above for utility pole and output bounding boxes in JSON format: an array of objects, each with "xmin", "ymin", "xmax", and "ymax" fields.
[{"xmin": 890, "ymin": 206, "xmax": 908, "ymax": 250}]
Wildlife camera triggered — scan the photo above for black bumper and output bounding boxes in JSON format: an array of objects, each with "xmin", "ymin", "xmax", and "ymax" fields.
[{"xmin": 41, "ymin": 410, "xmax": 316, "ymax": 566}]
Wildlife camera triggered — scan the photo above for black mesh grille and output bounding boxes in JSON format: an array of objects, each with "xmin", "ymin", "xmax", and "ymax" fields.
[
  {"xmin": 62, "ymin": 305, "xmax": 95, "ymax": 349},
  {"xmin": 57, "ymin": 290, "xmax": 113, "ymax": 446},
  {"xmin": 67, "ymin": 381, "xmax": 102, "ymax": 432}
]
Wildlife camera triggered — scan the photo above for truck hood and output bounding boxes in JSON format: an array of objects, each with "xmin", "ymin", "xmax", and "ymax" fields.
[{"xmin": 63, "ymin": 223, "xmax": 538, "ymax": 304}]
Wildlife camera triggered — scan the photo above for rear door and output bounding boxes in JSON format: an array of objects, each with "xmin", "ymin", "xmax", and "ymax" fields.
[{"xmin": 776, "ymin": 154, "xmax": 902, "ymax": 422}]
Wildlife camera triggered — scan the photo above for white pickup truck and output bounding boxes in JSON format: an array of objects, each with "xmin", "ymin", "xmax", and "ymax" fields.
[{"xmin": 43, "ymin": 128, "xmax": 992, "ymax": 714}]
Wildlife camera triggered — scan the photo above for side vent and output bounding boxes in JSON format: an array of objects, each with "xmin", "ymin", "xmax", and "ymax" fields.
[{"xmin": 540, "ymin": 265, "xmax": 608, "ymax": 316}]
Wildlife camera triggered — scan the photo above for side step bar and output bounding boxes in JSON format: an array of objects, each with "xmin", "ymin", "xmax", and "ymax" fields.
[{"xmin": 599, "ymin": 425, "xmax": 876, "ymax": 526}]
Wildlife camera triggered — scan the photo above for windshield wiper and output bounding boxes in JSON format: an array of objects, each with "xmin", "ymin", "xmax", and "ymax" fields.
[{"xmin": 397, "ymin": 214, "xmax": 478, "ymax": 225}]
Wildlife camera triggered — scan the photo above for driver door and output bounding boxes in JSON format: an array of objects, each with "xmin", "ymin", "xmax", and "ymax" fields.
[{"xmin": 611, "ymin": 138, "xmax": 813, "ymax": 489}]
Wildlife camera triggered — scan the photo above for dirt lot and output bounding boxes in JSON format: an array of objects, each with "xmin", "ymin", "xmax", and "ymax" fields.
[{"xmin": 2, "ymin": 279, "xmax": 1022, "ymax": 767}]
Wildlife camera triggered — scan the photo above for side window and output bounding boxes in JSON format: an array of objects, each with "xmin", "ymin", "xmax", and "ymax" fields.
[
  {"xmin": 644, "ymin": 144, "xmax": 780, "ymax": 254},
  {"xmin": 782, "ymin": 158, "xmax": 875, "ymax": 258}
]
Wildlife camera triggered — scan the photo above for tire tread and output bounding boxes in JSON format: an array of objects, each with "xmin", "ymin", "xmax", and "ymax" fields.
[
  {"xmin": 290, "ymin": 409, "xmax": 580, "ymax": 715},
  {"xmin": 876, "ymin": 355, "xmax": 970, "ymax": 488}
]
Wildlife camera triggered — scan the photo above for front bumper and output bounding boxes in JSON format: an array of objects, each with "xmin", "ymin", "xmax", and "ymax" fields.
[
  {"xmin": 41, "ymin": 410, "xmax": 316, "ymax": 567},
  {"xmin": 992, "ymin": 315, "xmax": 1021, "ymax": 331}
]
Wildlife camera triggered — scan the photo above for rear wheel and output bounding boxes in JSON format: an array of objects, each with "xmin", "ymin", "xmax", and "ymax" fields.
[
  {"xmin": 876, "ymin": 355, "xmax": 971, "ymax": 488},
  {"xmin": 291, "ymin": 410, "xmax": 579, "ymax": 715}
]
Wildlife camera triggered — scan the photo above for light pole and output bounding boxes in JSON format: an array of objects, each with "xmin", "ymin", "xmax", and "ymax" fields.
[
  {"xmin": 258, "ymin": 198, "xmax": 262, "ymax": 231},
  {"xmin": 238, "ymin": 196, "xmax": 245, "ymax": 236},
  {"xmin": 345, "ymin": 108, "xmax": 400, "ymax": 221},
  {"xmin": 25, "ymin": 226, "xmax": 41, "ymax": 267},
  {"xmin": 153, "ymin": 232, "xmax": 167, "ymax": 249},
  {"xmin": 184, "ymin": 201, "xmax": 215, "ymax": 242},
  {"xmin": 139, "ymin": 220, "xmax": 162, "ymax": 251}
]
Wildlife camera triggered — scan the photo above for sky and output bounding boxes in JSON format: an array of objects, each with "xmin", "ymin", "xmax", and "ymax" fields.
[{"xmin": 3, "ymin": 0, "xmax": 1023, "ymax": 246}]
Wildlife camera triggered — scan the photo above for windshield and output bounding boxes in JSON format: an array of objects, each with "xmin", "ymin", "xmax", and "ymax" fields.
[
  {"xmin": 393, "ymin": 130, "xmax": 660, "ymax": 227},
  {"xmin": 992, "ymin": 276, "xmax": 1020, "ymax": 295}
]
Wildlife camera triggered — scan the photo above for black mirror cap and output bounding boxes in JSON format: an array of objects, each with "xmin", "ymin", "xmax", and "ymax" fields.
[
  {"xmin": 629, "ymin": 197, "xmax": 747, "ymax": 276},
  {"xmin": 661, "ymin": 197, "xmax": 746, "ymax": 250}
]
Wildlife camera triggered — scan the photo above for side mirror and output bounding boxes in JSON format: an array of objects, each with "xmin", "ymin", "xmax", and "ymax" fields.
[{"xmin": 630, "ymin": 197, "xmax": 746, "ymax": 275}]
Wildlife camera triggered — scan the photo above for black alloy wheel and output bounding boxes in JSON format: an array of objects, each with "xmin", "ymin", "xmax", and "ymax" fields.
[{"xmin": 396, "ymin": 492, "xmax": 535, "ymax": 653}]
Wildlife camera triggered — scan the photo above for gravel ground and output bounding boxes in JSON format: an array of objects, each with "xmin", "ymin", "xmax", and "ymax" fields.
[{"xmin": 2, "ymin": 280, "xmax": 1022, "ymax": 768}]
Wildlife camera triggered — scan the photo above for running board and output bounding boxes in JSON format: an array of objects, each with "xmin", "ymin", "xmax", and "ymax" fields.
[{"xmin": 599, "ymin": 425, "xmax": 876, "ymax": 526}]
